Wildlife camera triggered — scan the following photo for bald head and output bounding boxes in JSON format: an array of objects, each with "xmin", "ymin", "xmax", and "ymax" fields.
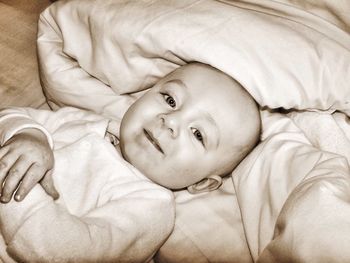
[{"xmin": 166, "ymin": 63, "xmax": 261, "ymax": 174}]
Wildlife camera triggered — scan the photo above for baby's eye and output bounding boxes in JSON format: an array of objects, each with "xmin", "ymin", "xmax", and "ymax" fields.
[
  {"xmin": 191, "ymin": 128, "xmax": 204, "ymax": 145},
  {"xmin": 162, "ymin": 94, "xmax": 176, "ymax": 108}
]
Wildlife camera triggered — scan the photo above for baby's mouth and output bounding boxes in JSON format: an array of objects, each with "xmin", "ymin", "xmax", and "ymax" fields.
[{"xmin": 143, "ymin": 129, "xmax": 164, "ymax": 154}]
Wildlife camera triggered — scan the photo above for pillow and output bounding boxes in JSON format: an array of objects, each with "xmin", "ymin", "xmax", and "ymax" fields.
[{"xmin": 38, "ymin": 0, "xmax": 350, "ymax": 117}]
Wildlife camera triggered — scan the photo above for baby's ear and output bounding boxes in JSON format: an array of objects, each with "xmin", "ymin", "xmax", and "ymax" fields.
[{"xmin": 187, "ymin": 175, "xmax": 223, "ymax": 194}]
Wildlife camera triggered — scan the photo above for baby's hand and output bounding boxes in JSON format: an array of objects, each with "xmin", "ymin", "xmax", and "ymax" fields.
[{"xmin": 0, "ymin": 128, "xmax": 58, "ymax": 203}]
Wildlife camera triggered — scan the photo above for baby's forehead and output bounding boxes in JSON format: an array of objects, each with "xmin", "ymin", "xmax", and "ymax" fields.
[
  {"xmin": 160, "ymin": 66, "xmax": 244, "ymax": 116},
  {"xmin": 187, "ymin": 89, "xmax": 240, "ymax": 133},
  {"xmin": 187, "ymin": 82, "xmax": 238, "ymax": 109}
]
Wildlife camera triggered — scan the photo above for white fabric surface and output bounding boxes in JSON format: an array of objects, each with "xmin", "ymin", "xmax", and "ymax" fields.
[
  {"xmin": 0, "ymin": 107, "xmax": 175, "ymax": 262},
  {"xmin": 37, "ymin": 0, "xmax": 350, "ymax": 122},
  {"xmin": 155, "ymin": 176, "xmax": 252, "ymax": 263},
  {"xmin": 234, "ymin": 110, "xmax": 350, "ymax": 262},
  {"xmin": 35, "ymin": 0, "xmax": 350, "ymax": 262}
]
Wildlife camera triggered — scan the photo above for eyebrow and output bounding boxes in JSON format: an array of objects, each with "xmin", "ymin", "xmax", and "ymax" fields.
[{"xmin": 164, "ymin": 79, "xmax": 188, "ymax": 91}]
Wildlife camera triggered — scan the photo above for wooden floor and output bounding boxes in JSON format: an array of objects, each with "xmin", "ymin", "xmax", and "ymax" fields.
[{"xmin": 0, "ymin": 0, "xmax": 51, "ymax": 109}]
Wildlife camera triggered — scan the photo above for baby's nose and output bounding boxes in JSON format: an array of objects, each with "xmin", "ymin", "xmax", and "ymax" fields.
[{"xmin": 159, "ymin": 113, "xmax": 179, "ymax": 138}]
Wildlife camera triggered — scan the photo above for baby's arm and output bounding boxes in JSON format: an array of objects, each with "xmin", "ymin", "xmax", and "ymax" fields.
[
  {"xmin": 0, "ymin": 107, "xmax": 108, "ymax": 202},
  {"xmin": 0, "ymin": 176, "xmax": 175, "ymax": 262}
]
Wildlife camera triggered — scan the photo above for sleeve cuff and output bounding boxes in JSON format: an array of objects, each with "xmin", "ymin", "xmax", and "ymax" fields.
[{"xmin": 0, "ymin": 115, "xmax": 53, "ymax": 149}]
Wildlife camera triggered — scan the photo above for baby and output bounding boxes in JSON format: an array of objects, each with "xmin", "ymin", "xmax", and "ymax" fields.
[
  {"xmin": 120, "ymin": 63, "xmax": 261, "ymax": 191},
  {"xmin": 0, "ymin": 63, "xmax": 260, "ymax": 262}
]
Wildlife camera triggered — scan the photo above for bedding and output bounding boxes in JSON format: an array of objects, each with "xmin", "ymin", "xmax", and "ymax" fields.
[
  {"xmin": 1, "ymin": 0, "xmax": 350, "ymax": 262},
  {"xmin": 234, "ymin": 110, "xmax": 350, "ymax": 262},
  {"xmin": 37, "ymin": 0, "xmax": 350, "ymax": 121}
]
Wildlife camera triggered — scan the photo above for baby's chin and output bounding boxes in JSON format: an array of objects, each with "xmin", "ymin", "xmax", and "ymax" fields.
[
  {"xmin": 119, "ymin": 140, "xmax": 199, "ymax": 189},
  {"xmin": 134, "ymin": 165, "xmax": 190, "ymax": 190}
]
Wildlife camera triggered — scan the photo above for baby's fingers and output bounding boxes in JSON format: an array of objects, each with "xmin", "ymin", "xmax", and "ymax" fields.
[
  {"xmin": 0, "ymin": 157, "xmax": 31, "ymax": 203},
  {"xmin": 40, "ymin": 170, "xmax": 59, "ymax": 200},
  {"xmin": 0, "ymin": 146, "xmax": 12, "ymax": 180},
  {"xmin": 0, "ymin": 149, "xmax": 20, "ymax": 199},
  {"xmin": 13, "ymin": 164, "xmax": 47, "ymax": 202}
]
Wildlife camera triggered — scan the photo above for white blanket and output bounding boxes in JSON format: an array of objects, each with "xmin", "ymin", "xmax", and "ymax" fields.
[
  {"xmin": 233, "ymin": 110, "xmax": 350, "ymax": 262},
  {"xmin": 37, "ymin": 0, "xmax": 350, "ymax": 133},
  {"xmin": 35, "ymin": 0, "xmax": 350, "ymax": 262}
]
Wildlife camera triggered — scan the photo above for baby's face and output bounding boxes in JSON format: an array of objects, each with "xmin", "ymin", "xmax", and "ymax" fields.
[{"xmin": 120, "ymin": 64, "xmax": 256, "ymax": 189}]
